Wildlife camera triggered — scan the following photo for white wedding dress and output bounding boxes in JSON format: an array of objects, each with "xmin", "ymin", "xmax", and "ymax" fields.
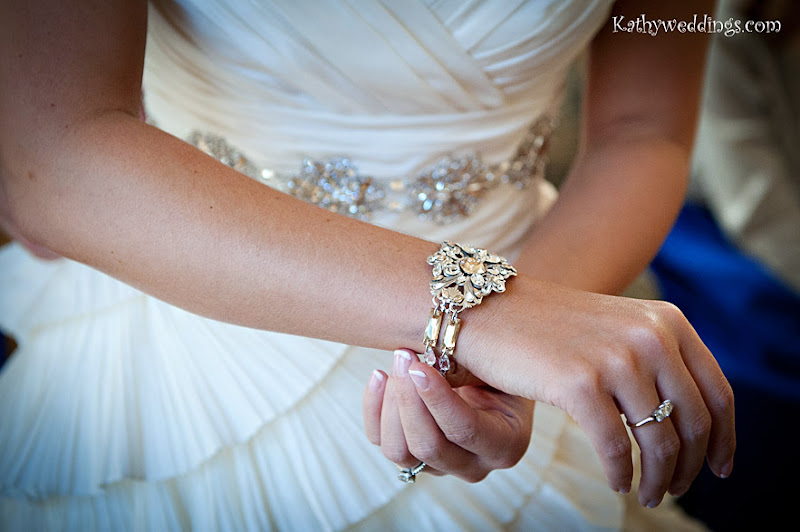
[{"xmin": 0, "ymin": 1, "xmax": 704, "ymax": 530}]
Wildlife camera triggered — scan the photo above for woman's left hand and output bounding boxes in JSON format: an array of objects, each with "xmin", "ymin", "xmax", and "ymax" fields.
[{"xmin": 362, "ymin": 349, "xmax": 534, "ymax": 483}]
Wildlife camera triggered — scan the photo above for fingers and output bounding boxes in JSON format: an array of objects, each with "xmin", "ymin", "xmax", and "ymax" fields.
[
  {"xmin": 379, "ymin": 353, "xmax": 418, "ymax": 469},
  {"xmin": 364, "ymin": 365, "xmax": 426, "ymax": 471},
  {"xmin": 568, "ymin": 392, "xmax": 634, "ymax": 495},
  {"xmin": 364, "ymin": 349, "xmax": 533, "ymax": 484},
  {"xmin": 651, "ymin": 362, "xmax": 711, "ymax": 497},
  {"xmin": 362, "ymin": 369, "xmax": 386, "ymax": 445},
  {"xmin": 615, "ymin": 302, "xmax": 734, "ymax": 506},
  {"xmin": 408, "ymin": 361, "xmax": 531, "ymax": 468},
  {"xmin": 390, "ymin": 350, "xmax": 482, "ymax": 481},
  {"xmin": 617, "ymin": 386, "xmax": 680, "ymax": 508},
  {"xmin": 675, "ymin": 321, "xmax": 736, "ymax": 479}
]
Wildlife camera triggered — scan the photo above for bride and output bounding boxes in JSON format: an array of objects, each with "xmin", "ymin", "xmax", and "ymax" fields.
[{"xmin": 0, "ymin": 0, "xmax": 733, "ymax": 529}]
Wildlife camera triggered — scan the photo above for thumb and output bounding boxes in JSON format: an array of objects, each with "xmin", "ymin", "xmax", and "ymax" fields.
[{"xmin": 407, "ymin": 361, "xmax": 476, "ymax": 425}]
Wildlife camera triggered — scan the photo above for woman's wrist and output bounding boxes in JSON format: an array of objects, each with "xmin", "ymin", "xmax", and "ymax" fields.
[
  {"xmin": 431, "ymin": 267, "xmax": 539, "ymax": 397},
  {"xmin": 419, "ymin": 242, "xmax": 517, "ymax": 374},
  {"xmin": 453, "ymin": 274, "xmax": 516, "ymax": 390}
]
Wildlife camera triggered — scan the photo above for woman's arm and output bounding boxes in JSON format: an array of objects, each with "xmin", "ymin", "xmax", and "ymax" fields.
[
  {"xmin": 1, "ymin": 0, "xmax": 435, "ymax": 351},
  {"xmin": 366, "ymin": 0, "xmax": 733, "ymax": 505},
  {"xmin": 516, "ymin": 0, "xmax": 715, "ymax": 294}
]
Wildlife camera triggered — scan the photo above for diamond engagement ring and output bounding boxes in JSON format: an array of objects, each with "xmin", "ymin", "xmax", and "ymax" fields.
[
  {"xmin": 629, "ymin": 400, "xmax": 674, "ymax": 428},
  {"xmin": 397, "ymin": 462, "xmax": 426, "ymax": 484}
]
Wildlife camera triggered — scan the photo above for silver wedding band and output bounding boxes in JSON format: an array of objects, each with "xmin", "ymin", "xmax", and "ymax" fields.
[
  {"xmin": 629, "ymin": 399, "xmax": 674, "ymax": 428},
  {"xmin": 397, "ymin": 462, "xmax": 426, "ymax": 483}
]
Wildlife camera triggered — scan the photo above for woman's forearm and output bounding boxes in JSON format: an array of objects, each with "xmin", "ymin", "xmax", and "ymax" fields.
[
  {"xmin": 515, "ymin": 0, "xmax": 711, "ymax": 294},
  {"xmin": 515, "ymin": 136, "xmax": 690, "ymax": 294},
  {"xmin": 3, "ymin": 112, "xmax": 436, "ymax": 351},
  {"xmin": 0, "ymin": 1, "xmax": 440, "ymax": 354}
]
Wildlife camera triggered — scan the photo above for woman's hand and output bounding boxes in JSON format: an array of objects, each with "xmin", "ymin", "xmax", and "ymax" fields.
[
  {"xmin": 456, "ymin": 274, "xmax": 736, "ymax": 508},
  {"xmin": 362, "ymin": 349, "xmax": 534, "ymax": 483}
]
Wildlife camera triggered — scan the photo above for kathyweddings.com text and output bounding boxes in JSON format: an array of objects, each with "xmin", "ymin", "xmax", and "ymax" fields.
[{"xmin": 612, "ymin": 14, "xmax": 781, "ymax": 37}]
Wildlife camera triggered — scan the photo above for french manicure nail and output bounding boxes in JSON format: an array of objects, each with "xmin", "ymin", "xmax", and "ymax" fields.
[
  {"xmin": 409, "ymin": 369, "xmax": 429, "ymax": 390},
  {"xmin": 720, "ymin": 459, "xmax": 734, "ymax": 479},
  {"xmin": 669, "ymin": 485, "xmax": 688, "ymax": 497},
  {"xmin": 646, "ymin": 497, "xmax": 662, "ymax": 509},
  {"xmin": 369, "ymin": 370, "xmax": 385, "ymax": 391},
  {"xmin": 393, "ymin": 350, "xmax": 411, "ymax": 376}
]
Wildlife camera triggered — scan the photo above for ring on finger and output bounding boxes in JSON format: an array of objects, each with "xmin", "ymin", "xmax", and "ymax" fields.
[
  {"xmin": 629, "ymin": 400, "xmax": 674, "ymax": 428},
  {"xmin": 397, "ymin": 462, "xmax": 426, "ymax": 483}
]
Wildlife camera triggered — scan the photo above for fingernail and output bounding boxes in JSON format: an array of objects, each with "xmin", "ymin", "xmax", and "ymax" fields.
[
  {"xmin": 617, "ymin": 486, "xmax": 630, "ymax": 495},
  {"xmin": 645, "ymin": 497, "xmax": 662, "ymax": 509},
  {"xmin": 409, "ymin": 369, "xmax": 429, "ymax": 390},
  {"xmin": 719, "ymin": 459, "xmax": 734, "ymax": 479},
  {"xmin": 369, "ymin": 370, "xmax": 385, "ymax": 391},
  {"xmin": 393, "ymin": 350, "xmax": 411, "ymax": 376},
  {"xmin": 669, "ymin": 485, "xmax": 689, "ymax": 497}
]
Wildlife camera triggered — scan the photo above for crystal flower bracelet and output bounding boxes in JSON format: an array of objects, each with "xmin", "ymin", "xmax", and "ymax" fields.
[{"xmin": 423, "ymin": 241, "xmax": 517, "ymax": 375}]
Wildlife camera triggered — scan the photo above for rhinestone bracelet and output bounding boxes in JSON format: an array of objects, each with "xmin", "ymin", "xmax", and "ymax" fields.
[
  {"xmin": 188, "ymin": 115, "xmax": 554, "ymax": 224},
  {"xmin": 423, "ymin": 241, "xmax": 517, "ymax": 375}
]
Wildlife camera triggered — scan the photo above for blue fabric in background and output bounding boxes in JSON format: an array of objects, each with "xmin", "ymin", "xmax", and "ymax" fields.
[
  {"xmin": 652, "ymin": 203, "xmax": 800, "ymax": 530},
  {"xmin": 651, "ymin": 203, "xmax": 800, "ymax": 402}
]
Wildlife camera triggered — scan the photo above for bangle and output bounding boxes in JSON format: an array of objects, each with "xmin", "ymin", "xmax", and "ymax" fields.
[{"xmin": 423, "ymin": 241, "xmax": 517, "ymax": 375}]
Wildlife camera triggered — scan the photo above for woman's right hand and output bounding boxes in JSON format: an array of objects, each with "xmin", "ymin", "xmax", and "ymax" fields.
[{"xmin": 455, "ymin": 274, "xmax": 735, "ymax": 508}]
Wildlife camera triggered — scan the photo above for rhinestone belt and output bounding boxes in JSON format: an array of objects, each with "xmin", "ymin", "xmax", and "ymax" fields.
[{"xmin": 188, "ymin": 116, "xmax": 555, "ymax": 224}]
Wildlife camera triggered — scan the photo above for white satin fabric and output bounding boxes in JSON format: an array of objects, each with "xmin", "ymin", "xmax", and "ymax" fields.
[{"xmin": 0, "ymin": 1, "xmax": 703, "ymax": 530}]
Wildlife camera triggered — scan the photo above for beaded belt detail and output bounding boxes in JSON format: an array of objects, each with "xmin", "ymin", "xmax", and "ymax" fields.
[{"xmin": 188, "ymin": 116, "xmax": 555, "ymax": 224}]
